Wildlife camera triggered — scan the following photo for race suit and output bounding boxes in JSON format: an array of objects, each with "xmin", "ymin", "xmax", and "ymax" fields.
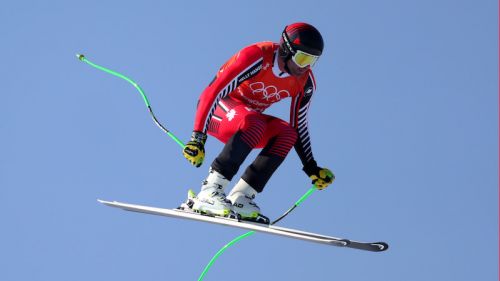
[{"xmin": 193, "ymin": 42, "xmax": 318, "ymax": 192}]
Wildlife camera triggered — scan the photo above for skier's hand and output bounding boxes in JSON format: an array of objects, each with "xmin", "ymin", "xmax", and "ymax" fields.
[
  {"xmin": 183, "ymin": 131, "xmax": 207, "ymax": 168},
  {"xmin": 303, "ymin": 162, "xmax": 335, "ymax": 190},
  {"xmin": 310, "ymin": 167, "xmax": 335, "ymax": 190}
]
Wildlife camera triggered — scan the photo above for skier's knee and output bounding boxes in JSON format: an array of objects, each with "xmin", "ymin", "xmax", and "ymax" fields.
[
  {"xmin": 276, "ymin": 124, "xmax": 298, "ymax": 147},
  {"xmin": 282, "ymin": 125, "xmax": 298, "ymax": 143},
  {"xmin": 238, "ymin": 114, "xmax": 267, "ymax": 148}
]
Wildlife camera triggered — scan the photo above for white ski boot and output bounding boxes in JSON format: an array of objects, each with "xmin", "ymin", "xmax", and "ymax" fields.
[
  {"xmin": 191, "ymin": 168, "xmax": 235, "ymax": 218},
  {"xmin": 227, "ymin": 179, "xmax": 270, "ymax": 224}
]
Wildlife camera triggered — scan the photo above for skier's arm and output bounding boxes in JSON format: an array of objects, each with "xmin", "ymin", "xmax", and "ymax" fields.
[
  {"xmin": 290, "ymin": 73, "xmax": 334, "ymax": 189},
  {"xmin": 183, "ymin": 45, "xmax": 264, "ymax": 168},
  {"xmin": 193, "ymin": 45, "xmax": 264, "ymax": 133},
  {"xmin": 290, "ymin": 73, "xmax": 316, "ymax": 168}
]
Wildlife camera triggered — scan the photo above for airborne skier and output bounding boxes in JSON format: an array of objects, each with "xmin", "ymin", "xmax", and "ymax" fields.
[
  {"xmin": 79, "ymin": 31, "xmax": 389, "ymax": 257},
  {"xmin": 182, "ymin": 22, "xmax": 335, "ymax": 223}
]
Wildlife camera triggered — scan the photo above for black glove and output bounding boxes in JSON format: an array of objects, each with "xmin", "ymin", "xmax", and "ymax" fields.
[{"xmin": 183, "ymin": 131, "xmax": 207, "ymax": 167}]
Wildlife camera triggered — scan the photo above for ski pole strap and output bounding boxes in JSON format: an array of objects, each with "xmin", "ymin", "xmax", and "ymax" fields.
[
  {"xmin": 198, "ymin": 186, "xmax": 316, "ymax": 281},
  {"xmin": 76, "ymin": 54, "xmax": 185, "ymax": 149}
]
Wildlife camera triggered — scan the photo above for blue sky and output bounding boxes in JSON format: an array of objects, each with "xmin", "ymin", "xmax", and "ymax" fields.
[{"xmin": 1, "ymin": 1, "xmax": 498, "ymax": 280}]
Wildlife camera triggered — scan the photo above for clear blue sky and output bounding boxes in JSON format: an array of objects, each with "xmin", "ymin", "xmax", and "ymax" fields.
[{"xmin": 1, "ymin": 1, "xmax": 498, "ymax": 280}]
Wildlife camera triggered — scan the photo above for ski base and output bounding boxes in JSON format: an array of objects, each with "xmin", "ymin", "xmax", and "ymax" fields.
[{"xmin": 98, "ymin": 199, "xmax": 388, "ymax": 252}]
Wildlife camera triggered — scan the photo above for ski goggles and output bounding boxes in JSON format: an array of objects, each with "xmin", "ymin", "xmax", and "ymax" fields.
[
  {"xmin": 281, "ymin": 30, "xmax": 320, "ymax": 68},
  {"xmin": 291, "ymin": 50, "xmax": 319, "ymax": 68}
]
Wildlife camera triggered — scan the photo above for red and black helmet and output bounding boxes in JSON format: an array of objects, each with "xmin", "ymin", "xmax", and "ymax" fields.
[{"xmin": 279, "ymin": 22, "xmax": 324, "ymax": 61}]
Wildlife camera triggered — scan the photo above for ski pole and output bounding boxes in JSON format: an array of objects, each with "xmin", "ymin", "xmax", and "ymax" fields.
[
  {"xmin": 271, "ymin": 185, "xmax": 316, "ymax": 225},
  {"xmin": 198, "ymin": 186, "xmax": 316, "ymax": 281},
  {"xmin": 76, "ymin": 54, "xmax": 185, "ymax": 149}
]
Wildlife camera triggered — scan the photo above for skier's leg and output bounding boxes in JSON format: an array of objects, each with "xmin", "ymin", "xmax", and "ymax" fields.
[
  {"xmin": 228, "ymin": 117, "xmax": 298, "ymax": 222},
  {"xmin": 211, "ymin": 111, "xmax": 267, "ymax": 179},
  {"xmin": 242, "ymin": 117, "xmax": 297, "ymax": 192},
  {"xmin": 193, "ymin": 101, "xmax": 268, "ymax": 216}
]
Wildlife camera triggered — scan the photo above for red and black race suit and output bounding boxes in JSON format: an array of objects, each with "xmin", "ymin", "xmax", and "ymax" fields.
[{"xmin": 193, "ymin": 42, "xmax": 318, "ymax": 191}]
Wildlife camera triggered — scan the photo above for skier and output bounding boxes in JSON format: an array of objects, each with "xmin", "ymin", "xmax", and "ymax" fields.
[{"xmin": 182, "ymin": 22, "xmax": 334, "ymax": 223}]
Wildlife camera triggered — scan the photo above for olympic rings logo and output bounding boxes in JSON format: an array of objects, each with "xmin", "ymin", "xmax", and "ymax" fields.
[{"xmin": 249, "ymin": 82, "xmax": 290, "ymax": 101}]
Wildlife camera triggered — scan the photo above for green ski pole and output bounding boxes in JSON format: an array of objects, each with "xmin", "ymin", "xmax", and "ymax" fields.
[{"xmin": 76, "ymin": 54, "xmax": 185, "ymax": 149}]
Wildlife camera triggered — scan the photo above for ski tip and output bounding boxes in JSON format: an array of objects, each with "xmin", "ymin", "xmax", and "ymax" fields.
[
  {"xmin": 97, "ymin": 199, "xmax": 114, "ymax": 205},
  {"xmin": 373, "ymin": 242, "xmax": 389, "ymax": 252}
]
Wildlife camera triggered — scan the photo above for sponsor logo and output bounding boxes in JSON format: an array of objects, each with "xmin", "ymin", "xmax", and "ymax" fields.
[
  {"xmin": 304, "ymin": 86, "xmax": 313, "ymax": 97},
  {"xmin": 249, "ymin": 82, "xmax": 291, "ymax": 102},
  {"xmin": 226, "ymin": 109, "xmax": 237, "ymax": 121},
  {"xmin": 238, "ymin": 95, "xmax": 267, "ymax": 110},
  {"xmin": 238, "ymin": 64, "xmax": 263, "ymax": 83},
  {"xmin": 233, "ymin": 203, "xmax": 244, "ymax": 208}
]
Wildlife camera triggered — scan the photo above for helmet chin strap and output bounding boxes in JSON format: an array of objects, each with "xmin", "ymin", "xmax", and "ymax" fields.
[
  {"xmin": 280, "ymin": 29, "xmax": 295, "ymax": 75},
  {"xmin": 283, "ymin": 58, "xmax": 292, "ymax": 75}
]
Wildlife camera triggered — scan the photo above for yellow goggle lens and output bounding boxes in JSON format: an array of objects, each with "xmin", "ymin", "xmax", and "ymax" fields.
[{"xmin": 292, "ymin": 50, "xmax": 319, "ymax": 68}]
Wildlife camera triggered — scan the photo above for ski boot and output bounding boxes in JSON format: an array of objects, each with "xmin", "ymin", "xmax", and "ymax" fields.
[
  {"xmin": 227, "ymin": 178, "xmax": 270, "ymax": 224},
  {"xmin": 227, "ymin": 191, "xmax": 270, "ymax": 225},
  {"xmin": 180, "ymin": 168, "xmax": 239, "ymax": 219},
  {"xmin": 179, "ymin": 189, "xmax": 239, "ymax": 219},
  {"xmin": 192, "ymin": 187, "xmax": 236, "ymax": 217}
]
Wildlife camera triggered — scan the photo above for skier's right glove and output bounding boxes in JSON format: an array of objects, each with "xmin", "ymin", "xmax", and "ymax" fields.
[
  {"xmin": 303, "ymin": 161, "xmax": 335, "ymax": 190},
  {"xmin": 183, "ymin": 131, "xmax": 207, "ymax": 168}
]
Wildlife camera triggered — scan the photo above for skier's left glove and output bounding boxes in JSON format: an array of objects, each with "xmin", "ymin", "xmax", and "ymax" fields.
[
  {"xmin": 303, "ymin": 161, "xmax": 335, "ymax": 190},
  {"xmin": 183, "ymin": 131, "xmax": 207, "ymax": 168}
]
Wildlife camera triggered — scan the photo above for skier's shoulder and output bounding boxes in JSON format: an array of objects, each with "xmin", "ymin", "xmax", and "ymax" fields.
[
  {"xmin": 306, "ymin": 68, "xmax": 316, "ymax": 83},
  {"xmin": 292, "ymin": 69, "xmax": 317, "ymax": 98},
  {"xmin": 252, "ymin": 41, "xmax": 279, "ymax": 53},
  {"xmin": 236, "ymin": 41, "xmax": 277, "ymax": 62},
  {"xmin": 306, "ymin": 69, "xmax": 317, "ymax": 89}
]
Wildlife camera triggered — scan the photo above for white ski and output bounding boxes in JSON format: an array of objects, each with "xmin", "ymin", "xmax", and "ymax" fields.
[{"xmin": 98, "ymin": 199, "xmax": 388, "ymax": 252}]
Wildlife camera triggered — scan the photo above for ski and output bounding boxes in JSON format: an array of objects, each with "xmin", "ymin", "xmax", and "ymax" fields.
[{"xmin": 98, "ymin": 199, "xmax": 388, "ymax": 252}]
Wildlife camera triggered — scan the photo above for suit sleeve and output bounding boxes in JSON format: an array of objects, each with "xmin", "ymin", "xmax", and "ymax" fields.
[
  {"xmin": 290, "ymin": 72, "xmax": 318, "ymax": 168},
  {"xmin": 193, "ymin": 45, "xmax": 264, "ymax": 133}
]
